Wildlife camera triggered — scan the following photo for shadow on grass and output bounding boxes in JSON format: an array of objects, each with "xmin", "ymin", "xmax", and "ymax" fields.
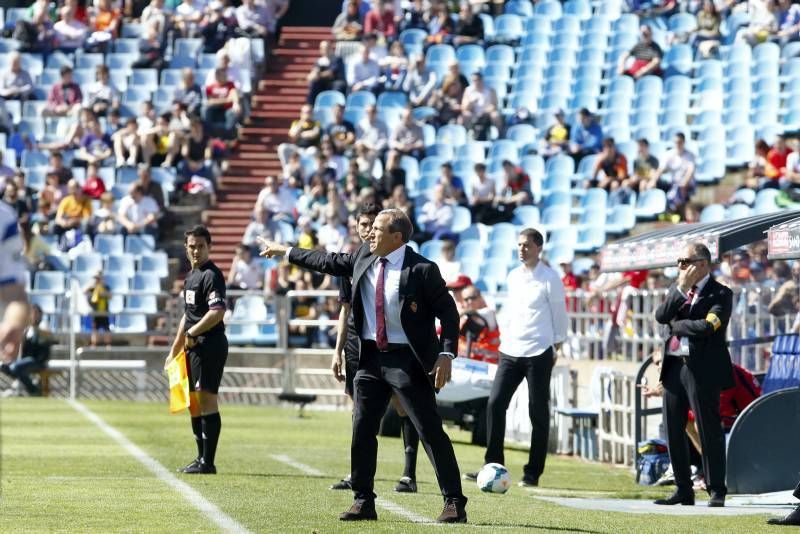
[
  {"xmin": 465, "ymin": 522, "xmax": 603, "ymax": 532},
  {"xmin": 228, "ymin": 472, "xmax": 417, "ymax": 486}
]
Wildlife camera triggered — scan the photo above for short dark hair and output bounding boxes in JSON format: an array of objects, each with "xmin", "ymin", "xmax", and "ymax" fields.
[
  {"xmin": 674, "ymin": 132, "xmax": 686, "ymax": 142},
  {"xmin": 60, "ymin": 65, "xmax": 73, "ymax": 76},
  {"xmin": 184, "ymin": 225, "xmax": 212, "ymax": 245},
  {"xmin": 441, "ymin": 162, "xmax": 452, "ymax": 170},
  {"xmin": 689, "ymin": 242, "xmax": 711, "ymax": 262},
  {"xmin": 380, "ymin": 208, "xmax": 413, "ymax": 243},
  {"xmin": 637, "ymin": 138, "xmax": 649, "ymax": 146},
  {"xmin": 474, "ymin": 162, "xmax": 486, "ymax": 172},
  {"xmin": 357, "ymin": 202, "xmax": 381, "ymax": 219},
  {"xmin": 520, "ymin": 228, "xmax": 544, "ymax": 247},
  {"xmin": 603, "ymin": 137, "xmax": 615, "ymax": 148}
]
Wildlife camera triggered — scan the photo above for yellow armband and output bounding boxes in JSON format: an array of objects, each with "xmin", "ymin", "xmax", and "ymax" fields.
[{"xmin": 706, "ymin": 313, "xmax": 722, "ymax": 331}]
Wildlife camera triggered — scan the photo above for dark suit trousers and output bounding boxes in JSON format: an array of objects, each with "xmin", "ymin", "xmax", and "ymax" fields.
[
  {"xmin": 662, "ymin": 357, "xmax": 727, "ymax": 495},
  {"xmin": 485, "ymin": 349, "xmax": 554, "ymax": 480},
  {"xmin": 351, "ymin": 343, "xmax": 464, "ymax": 502}
]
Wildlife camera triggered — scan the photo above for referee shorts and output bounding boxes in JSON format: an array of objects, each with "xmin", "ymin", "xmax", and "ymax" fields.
[{"xmin": 187, "ymin": 334, "xmax": 228, "ymax": 395}]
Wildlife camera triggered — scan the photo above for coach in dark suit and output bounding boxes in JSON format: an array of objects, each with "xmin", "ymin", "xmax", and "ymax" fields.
[
  {"xmin": 259, "ymin": 208, "xmax": 467, "ymax": 523},
  {"xmin": 654, "ymin": 242, "xmax": 733, "ymax": 508}
]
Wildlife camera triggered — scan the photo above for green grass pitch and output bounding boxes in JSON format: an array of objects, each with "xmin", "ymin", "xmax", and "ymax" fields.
[{"xmin": 0, "ymin": 398, "xmax": 781, "ymax": 533}]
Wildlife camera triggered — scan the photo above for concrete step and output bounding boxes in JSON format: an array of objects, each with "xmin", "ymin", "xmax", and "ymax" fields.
[{"xmin": 220, "ymin": 176, "xmax": 273, "ymax": 186}]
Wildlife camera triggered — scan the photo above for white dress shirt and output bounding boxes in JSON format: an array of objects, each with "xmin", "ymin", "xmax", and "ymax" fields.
[
  {"xmin": 498, "ymin": 262, "xmax": 568, "ymax": 358},
  {"xmin": 360, "ymin": 245, "xmax": 409, "ymax": 344}
]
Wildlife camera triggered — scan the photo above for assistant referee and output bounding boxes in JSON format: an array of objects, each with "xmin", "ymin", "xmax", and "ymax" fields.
[{"xmin": 167, "ymin": 225, "xmax": 228, "ymax": 474}]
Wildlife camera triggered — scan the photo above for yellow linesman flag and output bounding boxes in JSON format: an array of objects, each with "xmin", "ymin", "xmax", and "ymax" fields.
[{"xmin": 166, "ymin": 350, "xmax": 191, "ymax": 414}]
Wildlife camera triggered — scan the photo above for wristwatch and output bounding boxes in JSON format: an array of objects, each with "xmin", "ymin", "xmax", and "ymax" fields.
[{"xmin": 440, "ymin": 352, "xmax": 456, "ymax": 360}]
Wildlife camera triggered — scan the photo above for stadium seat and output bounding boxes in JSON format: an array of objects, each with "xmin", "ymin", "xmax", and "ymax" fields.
[
  {"xmin": 451, "ymin": 206, "xmax": 472, "ymax": 233},
  {"xmin": 232, "ymin": 295, "xmax": 269, "ymax": 321},
  {"xmin": 33, "ymin": 272, "xmax": 65, "ymax": 294},
  {"xmin": 507, "ymin": 0, "xmax": 534, "ymax": 17},
  {"xmin": 700, "ymin": 204, "xmax": 726, "ymax": 223},
  {"xmin": 493, "ymin": 14, "xmax": 524, "ymax": 43},
  {"xmin": 106, "ymin": 254, "xmax": 137, "ymax": 278},
  {"xmin": 125, "ymin": 295, "xmax": 158, "ymax": 314},
  {"xmin": 94, "ymin": 235, "xmax": 124, "ymax": 256},
  {"xmin": 605, "ymin": 204, "xmax": 636, "ymax": 235},
  {"xmin": 456, "ymin": 240, "xmax": 484, "ymax": 262},
  {"xmin": 72, "ymin": 253, "xmax": 104, "ymax": 274},
  {"xmin": 540, "ymin": 205, "xmax": 571, "ymax": 232},
  {"xmin": 511, "ymin": 205, "xmax": 540, "ymax": 227},
  {"xmin": 227, "ymin": 323, "xmax": 260, "ymax": 345},
  {"xmin": 635, "ymin": 189, "xmax": 667, "ymax": 220},
  {"xmin": 420, "ymin": 239, "xmax": 445, "ymax": 262},
  {"xmin": 314, "ymin": 90, "xmax": 345, "ymax": 110},
  {"xmin": 131, "ymin": 273, "xmax": 161, "ymax": 294},
  {"xmin": 103, "ymin": 273, "xmax": 131, "ymax": 296},
  {"xmin": 113, "ymin": 313, "xmax": 147, "ymax": 333},
  {"xmin": 125, "ymin": 235, "xmax": 156, "ymax": 255}
]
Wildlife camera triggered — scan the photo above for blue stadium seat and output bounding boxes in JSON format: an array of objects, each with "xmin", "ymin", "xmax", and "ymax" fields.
[
  {"xmin": 574, "ymin": 188, "xmax": 607, "ymax": 215},
  {"xmin": 725, "ymin": 203, "xmax": 751, "ymax": 220},
  {"xmin": 106, "ymin": 254, "xmax": 137, "ymax": 278},
  {"xmin": 21, "ymin": 149, "xmax": 48, "ymax": 168},
  {"xmin": 635, "ymin": 189, "xmax": 667, "ymax": 220},
  {"xmin": 232, "ymin": 295, "xmax": 269, "ymax": 321},
  {"xmin": 345, "ymin": 90, "xmax": 375, "ymax": 109},
  {"xmin": 540, "ymin": 205, "xmax": 571, "ymax": 232},
  {"xmin": 426, "ymin": 44, "xmax": 456, "ymax": 65},
  {"xmin": 94, "ymin": 235, "xmax": 124, "ymax": 256},
  {"xmin": 125, "ymin": 235, "xmax": 156, "ymax": 255},
  {"xmin": 479, "ymin": 258, "xmax": 509, "ymax": 282},
  {"xmin": 139, "ymin": 251, "xmax": 169, "ymax": 278},
  {"xmin": 511, "ymin": 205, "xmax": 540, "ymax": 227},
  {"xmin": 700, "ymin": 203, "xmax": 726, "ymax": 223},
  {"xmin": 425, "ymin": 143, "xmax": 454, "ymax": 160},
  {"xmin": 494, "ymin": 14, "xmax": 525, "ymax": 42},
  {"xmin": 30, "ymin": 294, "xmax": 57, "ymax": 315},
  {"xmin": 436, "ymin": 124, "xmax": 467, "ymax": 146},
  {"xmin": 486, "ymin": 44, "xmax": 516, "ymax": 66},
  {"xmin": 314, "ymin": 90, "xmax": 345, "ymax": 110},
  {"xmin": 456, "ymin": 142, "xmax": 485, "ymax": 163},
  {"xmin": 103, "ymin": 273, "xmax": 131, "ymax": 295},
  {"xmin": 399, "ymin": 28, "xmax": 427, "ymax": 55},
  {"xmin": 420, "ymin": 239, "xmax": 445, "ymax": 262},
  {"xmin": 575, "ymin": 227, "xmax": 606, "ymax": 253},
  {"xmin": 546, "ymin": 227, "xmax": 578, "ymax": 251},
  {"xmin": 506, "ymin": 1, "xmax": 534, "ymax": 18},
  {"xmin": 564, "ymin": 0, "xmax": 590, "ymax": 19},
  {"xmin": 72, "ymin": 253, "xmax": 104, "ymax": 274},
  {"xmin": 456, "ymin": 239, "xmax": 484, "ymax": 262},
  {"xmin": 545, "ymin": 246, "xmax": 574, "ymax": 265},
  {"xmin": 174, "ymin": 38, "xmax": 203, "ymax": 59},
  {"xmin": 605, "ymin": 204, "xmax": 636, "ymax": 235},
  {"xmin": 695, "ymin": 158, "xmax": 725, "ymax": 185},
  {"xmin": 451, "ymin": 206, "xmax": 472, "ymax": 233},
  {"xmin": 131, "ymin": 69, "xmax": 158, "ymax": 90},
  {"xmin": 33, "ymin": 271, "xmax": 65, "ymax": 294},
  {"xmin": 113, "ymin": 313, "xmax": 147, "ymax": 333},
  {"xmin": 131, "ymin": 273, "xmax": 161, "ymax": 294},
  {"xmin": 376, "ymin": 90, "xmax": 408, "ymax": 109},
  {"xmin": 125, "ymin": 295, "xmax": 158, "ymax": 314}
]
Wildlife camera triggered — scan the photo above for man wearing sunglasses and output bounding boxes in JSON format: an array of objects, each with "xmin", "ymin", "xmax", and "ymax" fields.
[{"xmin": 654, "ymin": 242, "xmax": 734, "ymax": 508}]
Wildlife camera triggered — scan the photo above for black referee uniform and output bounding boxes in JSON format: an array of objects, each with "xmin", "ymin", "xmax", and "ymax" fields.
[
  {"xmin": 181, "ymin": 259, "xmax": 228, "ymax": 474},
  {"xmin": 184, "ymin": 260, "xmax": 228, "ymax": 395}
]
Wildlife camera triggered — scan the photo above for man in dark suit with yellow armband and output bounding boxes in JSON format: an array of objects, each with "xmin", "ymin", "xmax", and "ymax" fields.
[
  {"xmin": 259, "ymin": 208, "xmax": 467, "ymax": 523},
  {"xmin": 654, "ymin": 242, "xmax": 733, "ymax": 508}
]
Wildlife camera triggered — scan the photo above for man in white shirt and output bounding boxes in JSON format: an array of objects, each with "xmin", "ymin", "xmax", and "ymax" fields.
[
  {"xmin": 53, "ymin": 5, "xmax": 88, "ymax": 50},
  {"xmin": 347, "ymin": 46, "xmax": 381, "ymax": 93},
  {"xmin": 417, "ymin": 184, "xmax": 454, "ymax": 241},
  {"xmin": 255, "ymin": 175, "xmax": 296, "ymax": 222},
  {"xmin": 649, "ymin": 133, "xmax": 696, "ymax": 212},
  {"xmin": 0, "ymin": 52, "xmax": 33, "ymax": 101},
  {"xmin": 465, "ymin": 228, "xmax": 568, "ymax": 487},
  {"xmin": 118, "ymin": 184, "xmax": 161, "ymax": 238},
  {"xmin": 317, "ymin": 207, "xmax": 348, "ymax": 253},
  {"xmin": 357, "ymin": 105, "xmax": 389, "ymax": 159}
]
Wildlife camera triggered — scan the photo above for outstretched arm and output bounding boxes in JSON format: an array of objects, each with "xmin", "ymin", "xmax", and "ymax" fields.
[{"xmin": 258, "ymin": 238, "xmax": 358, "ymax": 278}]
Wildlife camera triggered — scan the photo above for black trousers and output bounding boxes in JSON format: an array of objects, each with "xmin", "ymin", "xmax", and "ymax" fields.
[
  {"xmin": 485, "ymin": 349, "xmax": 554, "ymax": 480},
  {"xmin": 351, "ymin": 342, "xmax": 464, "ymax": 502},
  {"xmin": 662, "ymin": 356, "xmax": 726, "ymax": 495}
]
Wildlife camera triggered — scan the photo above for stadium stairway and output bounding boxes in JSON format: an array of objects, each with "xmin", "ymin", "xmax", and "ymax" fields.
[{"xmin": 206, "ymin": 26, "xmax": 330, "ymax": 271}]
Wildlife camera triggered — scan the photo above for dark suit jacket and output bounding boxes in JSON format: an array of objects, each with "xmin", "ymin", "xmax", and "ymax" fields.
[
  {"xmin": 288, "ymin": 244, "xmax": 460, "ymax": 381},
  {"xmin": 655, "ymin": 276, "xmax": 735, "ymax": 390}
]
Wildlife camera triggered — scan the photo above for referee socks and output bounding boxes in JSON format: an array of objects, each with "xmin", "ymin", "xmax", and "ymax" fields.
[
  {"xmin": 191, "ymin": 417, "xmax": 203, "ymax": 460},
  {"xmin": 201, "ymin": 412, "xmax": 222, "ymax": 467}
]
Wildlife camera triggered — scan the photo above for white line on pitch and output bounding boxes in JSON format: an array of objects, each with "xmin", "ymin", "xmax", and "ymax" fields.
[
  {"xmin": 269, "ymin": 453, "xmax": 437, "ymax": 524},
  {"xmin": 68, "ymin": 400, "xmax": 250, "ymax": 534}
]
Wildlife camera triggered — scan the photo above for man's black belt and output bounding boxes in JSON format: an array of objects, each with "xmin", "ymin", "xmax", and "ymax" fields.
[{"xmin": 362, "ymin": 339, "xmax": 409, "ymax": 353}]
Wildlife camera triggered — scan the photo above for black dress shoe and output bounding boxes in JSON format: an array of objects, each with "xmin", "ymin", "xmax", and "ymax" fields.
[
  {"xmin": 767, "ymin": 506, "xmax": 800, "ymax": 525},
  {"xmin": 708, "ymin": 493, "xmax": 725, "ymax": 507},
  {"xmin": 395, "ymin": 476, "xmax": 417, "ymax": 493},
  {"xmin": 339, "ymin": 499, "xmax": 377, "ymax": 521},
  {"xmin": 464, "ymin": 471, "xmax": 478, "ymax": 481},
  {"xmin": 518, "ymin": 476, "xmax": 539, "ymax": 487},
  {"xmin": 654, "ymin": 491, "xmax": 694, "ymax": 506},
  {"xmin": 437, "ymin": 498, "xmax": 467, "ymax": 523}
]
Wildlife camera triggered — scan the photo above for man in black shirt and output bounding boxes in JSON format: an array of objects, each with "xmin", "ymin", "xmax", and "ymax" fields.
[
  {"xmin": 329, "ymin": 203, "xmax": 420, "ymax": 493},
  {"xmin": 453, "ymin": 3, "xmax": 484, "ymax": 46},
  {"xmin": 167, "ymin": 225, "xmax": 228, "ymax": 475},
  {"xmin": 618, "ymin": 25, "xmax": 663, "ymax": 79},
  {"xmin": 326, "ymin": 104, "xmax": 357, "ymax": 156},
  {"xmin": 307, "ymin": 40, "xmax": 347, "ymax": 104}
]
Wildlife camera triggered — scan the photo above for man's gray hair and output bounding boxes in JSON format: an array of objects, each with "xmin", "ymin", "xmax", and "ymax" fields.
[
  {"xmin": 379, "ymin": 208, "xmax": 413, "ymax": 243},
  {"xmin": 689, "ymin": 242, "xmax": 712, "ymax": 262}
]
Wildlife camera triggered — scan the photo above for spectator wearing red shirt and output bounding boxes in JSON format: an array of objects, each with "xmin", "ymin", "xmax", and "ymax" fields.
[
  {"xmin": 204, "ymin": 68, "xmax": 241, "ymax": 140},
  {"xmin": 43, "ymin": 66, "xmax": 82, "ymax": 117},
  {"xmin": 497, "ymin": 160, "xmax": 532, "ymax": 209},
  {"xmin": 765, "ymin": 134, "xmax": 792, "ymax": 184},
  {"xmin": 363, "ymin": 0, "xmax": 397, "ymax": 39},
  {"xmin": 561, "ymin": 261, "xmax": 580, "ymax": 313},
  {"xmin": 81, "ymin": 162, "xmax": 107, "ymax": 199}
]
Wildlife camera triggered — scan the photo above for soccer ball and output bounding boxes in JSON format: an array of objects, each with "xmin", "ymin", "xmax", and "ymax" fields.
[{"xmin": 476, "ymin": 463, "xmax": 511, "ymax": 494}]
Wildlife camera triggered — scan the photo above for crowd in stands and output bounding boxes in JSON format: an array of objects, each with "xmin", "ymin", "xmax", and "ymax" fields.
[
  {"xmin": 0, "ymin": 0, "xmax": 282, "ymax": 343},
  {"xmin": 220, "ymin": 0, "xmax": 800, "ymax": 349}
]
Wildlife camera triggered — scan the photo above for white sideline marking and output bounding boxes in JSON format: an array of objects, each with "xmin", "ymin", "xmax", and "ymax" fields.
[
  {"xmin": 270, "ymin": 454, "xmax": 436, "ymax": 524},
  {"xmin": 269, "ymin": 454, "xmax": 322, "ymax": 476},
  {"xmin": 68, "ymin": 400, "xmax": 250, "ymax": 534}
]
